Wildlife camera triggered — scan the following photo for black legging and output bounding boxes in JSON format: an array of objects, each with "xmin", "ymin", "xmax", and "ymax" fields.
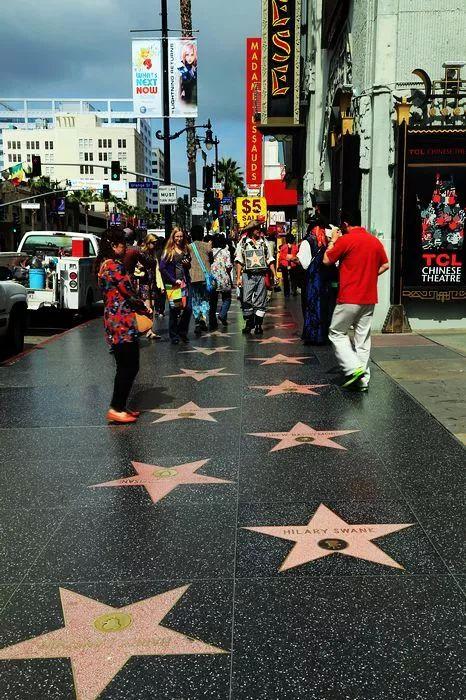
[{"xmin": 110, "ymin": 342, "xmax": 140, "ymax": 412}]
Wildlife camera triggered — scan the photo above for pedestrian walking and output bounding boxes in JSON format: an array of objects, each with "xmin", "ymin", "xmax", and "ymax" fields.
[
  {"xmin": 159, "ymin": 228, "xmax": 192, "ymax": 345},
  {"xmin": 137, "ymin": 233, "xmax": 166, "ymax": 340},
  {"xmin": 188, "ymin": 225, "xmax": 212, "ymax": 336},
  {"xmin": 323, "ymin": 211, "xmax": 389, "ymax": 390},
  {"xmin": 298, "ymin": 219, "xmax": 338, "ymax": 345},
  {"xmin": 278, "ymin": 233, "xmax": 299, "ymax": 297},
  {"xmin": 235, "ymin": 219, "xmax": 276, "ymax": 335},
  {"xmin": 209, "ymin": 233, "xmax": 233, "ymax": 329},
  {"xmin": 97, "ymin": 227, "xmax": 152, "ymax": 424}
]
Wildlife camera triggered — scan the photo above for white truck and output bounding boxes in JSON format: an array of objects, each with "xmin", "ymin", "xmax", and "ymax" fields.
[
  {"xmin": 16, "ymin": 231, "xmax": 101, "ymax": 313},
  {"xmin": 0, "ymin": 254, "xmax": 28, "ymax": 355}
]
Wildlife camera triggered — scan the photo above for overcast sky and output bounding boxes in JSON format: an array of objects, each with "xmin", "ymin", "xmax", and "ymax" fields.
[{"xmin": 0, "ymin": 0, "xmax": 261, "ymax": 185}]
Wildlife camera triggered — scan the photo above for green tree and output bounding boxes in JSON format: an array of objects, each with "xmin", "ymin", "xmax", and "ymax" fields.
[
  {"xmin": 67, "ymin": 189, "xmax": 100, "ymax": 234},
  {"xmin": 217, "ymin": 158, "xmax": 246, "ymax": 197}
]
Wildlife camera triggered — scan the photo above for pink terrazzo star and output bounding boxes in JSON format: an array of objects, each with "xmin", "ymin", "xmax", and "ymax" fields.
[
  {"xmin": 248, "ymin": 354, "xmax": 310, "ymax": 366},
  {"xmin": 266, "ymin": 312, "xmax": 292, "ymax": 318},
  {"xmin": 91, "ymin": 459, "xmax": 232, "ymax": 505},
  {"xmin": 164, "ymin": 367, "xmax": 237, "ymax": 382},
  {"xmin": 272, "ymin": 322, "xmax": 299, "ymax": 330},
  {"xmin": 0, "ymin": 586, "xmax": 227, "ymax": 700},
  {"xmin": 180, "ymin": 345, "xmax": 237, "ymax": 356},
  {"xmin": 248, "ymin": 421, "xmax": 359, "ymax": 452},
  {"xmin": 249, "ymin": 380, "xmax": 329, "ymax": 397},
  {"xmin": 244, "ymin": 503, "xmax": 414, "ymax": 571},
  {"xmin": 251, "ymin": 336, "xmax": 299, "ymax": 345},
  {"xmin": 150, "ymin": 401, "xmax": 236, "ymax": 423},
  {"xmin": 203, "ymin": 330, "xmax": 236, "ymax": 337}
]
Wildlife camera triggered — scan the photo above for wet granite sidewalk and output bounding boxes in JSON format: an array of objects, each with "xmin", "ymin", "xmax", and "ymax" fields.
[{"xmin": 0, "ymin": 297, "xmax": 463, "ymax": 699}]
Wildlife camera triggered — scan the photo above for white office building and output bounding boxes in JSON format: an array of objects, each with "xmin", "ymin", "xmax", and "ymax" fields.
[
  {"xmin": 149, "ymin": 147, "xmax": 165, "ymax": 212},
  {"xmin": 0, "ymin": 99, "xmax": 153, "ymax": 210}
]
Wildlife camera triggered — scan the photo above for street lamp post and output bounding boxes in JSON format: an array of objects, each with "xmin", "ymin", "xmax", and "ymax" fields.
[{"xmin": 161, "ymin": 0, "xmax": 172, "ymax": 239}]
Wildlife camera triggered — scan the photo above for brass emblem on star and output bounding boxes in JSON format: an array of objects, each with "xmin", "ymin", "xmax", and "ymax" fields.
[
  {"xmin": 153, "ymin": 468, "xmax": 178, "ymax": 479},
  {"xmin": 318, "ymin": 538, "xmax": 349, "ymax": 551},
  {"xmin": 93, "ymin": 612, "xmax": 133, "ymax": 634},
  {"xmin": 178, "ymin": 412, "xmax": 196, "ymax": 418},
  {"xmin": 295, "ymin": 436, "xmax": 314, "ymax": 443}
]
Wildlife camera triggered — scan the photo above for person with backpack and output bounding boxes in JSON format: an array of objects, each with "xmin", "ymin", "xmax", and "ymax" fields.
[{"xmin": 235, "ymin": 219, "xmax": 276, "ymax": 335}]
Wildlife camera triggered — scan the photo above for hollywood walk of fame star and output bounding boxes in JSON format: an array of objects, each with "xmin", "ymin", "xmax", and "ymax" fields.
[
  {"xmin": 180, "ymin": 345, "xmax": 237, "ymax": 356},
  {"xmin": 251, "ymin": 336, "xmax": 299, "ymax": 345},
  {"xmin": 164, "ymin": 367, "xmax": 237, "ymax": 382},
  {"xmin": 91, "ymin": 459, "xmax": 233, "ymax": 505},
  {"xmin": 270, "ymin": 322, "xmax": 298, "ymax": 330},
  {"xmin": 249, "ymin": 380, "xmax": 330, "ymax": 397},
  {"xmin": 266, "ymin": 312, "xmax": 292, "ymax": 318},
  {"xmin": 202, "ymin": 330, "xmax": 236, "ymax": 338},
  {"xmin": 0, "ymin": 585, "xmax": 227, "ymax": 700},
  {"xmin": 248, "ymin": 421, "xmax": 359, "ymax": 452},
  {"xmin": 150, "ymin": 401, "xmax": 236, "ymax": 424},
  {"xmin": 248, "ymin": 354, "xmax": 310, "ymax": 366},
  {"xmin": 243, "ymin": 503, "xmax": 414, "ymax": 571}
]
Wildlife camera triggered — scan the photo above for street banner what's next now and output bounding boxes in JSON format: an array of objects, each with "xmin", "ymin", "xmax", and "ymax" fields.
[{"xmin": 132, "ymin": 39, "xmax": 198, "ymax": 118}]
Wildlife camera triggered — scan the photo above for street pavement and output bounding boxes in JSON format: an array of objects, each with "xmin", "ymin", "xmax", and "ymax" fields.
[{"xmin": 0, "ymin": 297, "xmax": 464, "ymax": 699}]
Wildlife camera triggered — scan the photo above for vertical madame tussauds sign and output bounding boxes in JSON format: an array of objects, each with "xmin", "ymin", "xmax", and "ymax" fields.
[
  {"xmin": 246, "ymin": 39, "xmax": 263, "ymax": 186},
  {"xmin": 261, "ymin": 0, "xmax": 301, "ymax": 126}
]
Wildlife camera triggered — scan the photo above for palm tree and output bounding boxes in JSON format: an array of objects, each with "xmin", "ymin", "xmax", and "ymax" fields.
[
  {"xmin": 67, "ymin": 189, "xmax": 100, "ymax": 234},
  {"xmin": 217, "ymin": 158, "xmax": 246, "ymax": 197}
]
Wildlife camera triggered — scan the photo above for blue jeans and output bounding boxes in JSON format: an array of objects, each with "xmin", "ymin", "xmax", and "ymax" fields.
[{"xmin": 209, "ymin": 290, "xmax": 232, "ymax": 326}]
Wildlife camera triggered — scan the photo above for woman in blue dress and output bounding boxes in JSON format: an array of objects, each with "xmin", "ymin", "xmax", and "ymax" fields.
[{"xmin": 299, "ymin": 218, "xmax": 338, "ymax": 345}]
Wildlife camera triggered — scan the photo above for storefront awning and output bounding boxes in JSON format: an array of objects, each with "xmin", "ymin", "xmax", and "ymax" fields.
[{"xmin": 264, "ymin": 179, "xmax": 298, "ymax": 207}]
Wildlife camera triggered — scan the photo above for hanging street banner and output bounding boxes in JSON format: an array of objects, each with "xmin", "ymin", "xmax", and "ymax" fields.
[
  {"xmin": 401, "ymin": 130, "xmax": 465, "ymax": 302},
  {"xmin": 132, "ymin": 40, "xmax": 163, "ymax": 117},
  {"xmin": 236, "ymin": 196, "xmax": 267, "ymax": 229},
  {"xmin": 246, "ymin": 38, "xmax": 263, "ymax": 186},
  {"xmin": 168, "ymin": 39, "xmax": 198, "ymax": 118},
  {"xmin": 261, "ymin": 0, "xmax": 301, "ymax": 126}
]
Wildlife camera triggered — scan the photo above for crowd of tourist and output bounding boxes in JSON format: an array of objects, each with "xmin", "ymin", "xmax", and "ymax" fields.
[{"xmin": 96, "ymin": 212, "xmax": 389, "ymax": 423}]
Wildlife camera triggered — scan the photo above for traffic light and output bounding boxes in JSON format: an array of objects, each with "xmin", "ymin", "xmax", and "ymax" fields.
[
  {"xmin": 102, "ymin": 184, "xmax": 110, "ymax": 200},
  {"xmin": 111, "ymin": 161, "xmax": 121, "ymax": 181},
  {"xmin": 31, "ymin": 155, "xmax": 42, "ymax": 178},
  {"xmin": 12, "ymin": 210, "xmax": 20, "ymax": 234},
  {"xmin": 202, "ymin": 165, "xmax": 214, "ymax": 190},
  {"xmin": 204, "ymin": 188, "xmax": 215, "ymax": 212}
]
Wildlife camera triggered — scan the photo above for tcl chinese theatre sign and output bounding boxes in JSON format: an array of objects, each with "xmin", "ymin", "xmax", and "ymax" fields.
[{"xmin": 399, "ymin": 130, "xmax": 465, "ymax": 302}]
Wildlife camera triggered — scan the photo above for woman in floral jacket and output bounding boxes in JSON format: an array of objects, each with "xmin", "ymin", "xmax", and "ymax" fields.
[{"xmin": 97, "ymin": 227, "xmax": 152, "ymax": 424}]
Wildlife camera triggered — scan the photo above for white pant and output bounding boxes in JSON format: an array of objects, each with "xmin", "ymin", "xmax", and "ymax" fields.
[{"xmin": 329, "ymin": 304, "xmax": 375, "ymax": 384}]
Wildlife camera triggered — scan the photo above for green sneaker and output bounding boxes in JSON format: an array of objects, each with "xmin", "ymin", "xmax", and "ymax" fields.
[{"xmin": 341, "ymin": 368, "xmax": 365, "ymax": 388}]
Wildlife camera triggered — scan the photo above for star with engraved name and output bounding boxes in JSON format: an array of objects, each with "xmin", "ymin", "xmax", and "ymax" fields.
[
  {"xmin": 248, "ymin": 421, "xmax": 359, "ymax": 452},
  {"xmin": 251, "ymin": 336, "xmax": 299, "ymax": 345},
  {"xmin": 150, "ymin": 401, "xmax": 236, "ymax": 424},
  {"xmin": 0, "ymin": 585, "xmax": 227, "ymax": 700},
  {"xmin": 249, "ymin": 380, "xmax": 329, "ymax": 397},
  {"xmin": 91, "ymin": 459, "xmax": 232, "ymax": 504},
  {"xmin": 248, "ymin": 354, "xmax": 310, "ymax": 366},
  {"xmin": 243, "ymin": 503, "xmax": 414, "ymax": 571},
  {"xmin": 269, "ymin": 322, "xmax": 298, "ymax": 330},
  {"xmin": 266, "ymin": 312, "xmax": 292, "ymax": 318},
  {"xmin": 180, "ymin": 346, "xmax": 237, "ymax": 356},
  {"xmin": 164, "ymin": 367, "xmax": 237, "ymax": 382}
]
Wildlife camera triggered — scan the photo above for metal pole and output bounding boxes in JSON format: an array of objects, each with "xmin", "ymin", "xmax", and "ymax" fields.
[
  {"xmin": 161, "ymin": 0, "xmax": 172, "ymax": 238},
  {"xmin": 214, "ymin": 138, "xmax": 219, "ymax": 181}
]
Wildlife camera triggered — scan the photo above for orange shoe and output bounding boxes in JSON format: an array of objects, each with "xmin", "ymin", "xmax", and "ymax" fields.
[
  {"xmin": 106, "ymin": 409, "xmax": 137, "ymax": 424},
  {"xmin": 126, "ymin": 409, "xmax": 141, "ymax": 417}
]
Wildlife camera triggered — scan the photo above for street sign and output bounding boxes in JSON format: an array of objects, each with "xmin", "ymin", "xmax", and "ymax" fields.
[
  {"xmin": 247, "ymin": 187, "xmax": 262, "ymax": 197},
  {"xmin": 213, "ymin": 181, "xmax": 223, "ymax": 191},
  {"xmin": 21, "ymin": 203, "xmax": 40, "ymax": 210},
  {"xmin": 159, "ymin": 185, "xmax": 178, "ymax": 205},
  {"xmin": 236, "ymin": 196, "xmax": 267, "ymax": 228},
  {"xmin": 129, "ymin": 181, "xmax": 154, "ymax": 189},
  {"xmin": 191, "ymin": 196, "xmax": 204, "ymax": 215},
  {"xmin": 222, "ymin": 204, "xmax": 232, "ymax": 212},
  {"xmin": 221, "ymin": 196, "xmax": 232, "ymax": 204}
]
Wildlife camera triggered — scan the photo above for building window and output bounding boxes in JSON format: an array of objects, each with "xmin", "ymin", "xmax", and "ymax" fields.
[
  {"xmin": 89, "ymin": 166, "xmax": 94, "ymax": 174},
  {"xmin": 118, "ymin": 139, "xmax": 126, "ymax": 149},
  {"xmin": 108, "ymin": 139, "xmax": 112, "ymax": 148},
  {"xmin": 84, "ymin": 153, "xmax": 88, "ymax": 161},
  {"xmin": 26, "ymin": 141, "xmax": 30, "ymax": 150},
  {"xmin": 79, "ymin": 138, "xmax": 84, "ymax": 148},
  {"xmin": 98, "ymin": 153, "xmax": 102, "ymax": 161},
  {"xmin": 89, "ymin": 139, "xmax": 93, "ymax": 148},
  {"xmin": 8, "ymin": 154, "xmax": 12, "ymax": 162},
  {"xmin": 45, "ymin": 141, "xmax": 49, "ymax": 149},
  {"xmin": 98, "ymin": 139, "xmax": 102, "ymax": 148},
  {"xmin": 80, "ymin": 165, "xmax": 84, "ymax": 174},
  {"xmin": 50, "ymin": 141, "xmax": 53, "ymax": 150},
  {"xmin": 104, "ymin": 168, "xmax": 108, "ymax": 175},
  {"xmin": 35, "ymin": 141, "xmax": 39, "ymax": 150},
  {"xmin": 27, "ymin": 154, "xmax": 31, "ymax": 163}
]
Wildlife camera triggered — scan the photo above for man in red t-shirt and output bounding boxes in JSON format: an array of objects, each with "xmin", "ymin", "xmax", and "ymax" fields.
[{"xmin": 323, "ymin": 212, "xmax": 389, "ymax": 390}]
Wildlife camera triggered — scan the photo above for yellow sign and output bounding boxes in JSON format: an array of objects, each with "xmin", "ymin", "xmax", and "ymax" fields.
[{"xmin": 236, "ymin": 197, "xmax": 267, "ymax": 228}]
